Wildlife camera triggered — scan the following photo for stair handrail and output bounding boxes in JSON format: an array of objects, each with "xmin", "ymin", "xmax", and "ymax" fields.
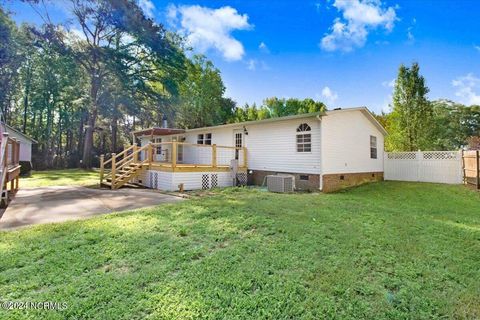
[
  {"xmin": 104, "ymin": 144, "xmax": 150, "ymax": 179},
  {"xmin": 100, "ymin": 143, "xmax": 151, "ymax": 188},
  {"xmin": 102, "ymin": 145, "xmax": 135, "ymax": 167}
]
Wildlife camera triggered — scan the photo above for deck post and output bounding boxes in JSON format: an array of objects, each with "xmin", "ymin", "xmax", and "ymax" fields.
[
  {"xmin": 111, "ymin": 153, "xmax": 116, "ymax": 190},
  {"xmin": 475, "ymin": 150, "xmax": 480, "ymax": 189},
  {"xmin": 243, "ymin": 147, "xmax": 248, "ymax": 167},
  {"xmin": 212, "ymin": 144, "xmax": 217, "ymax": 168},
  {"xmin": 172, "ymin": 142, "xmax": 177, "ymax": 170},
  {"xmin": 148, "ymin": 143, "xmax": 153, "ymax": 169},
  {"xmin": 100, "ymin": 155, "xmax": 104, "ymax": 184},
  {"xmin": 133, "ymin": 145, "xmax": 138, "ymax": 163}
]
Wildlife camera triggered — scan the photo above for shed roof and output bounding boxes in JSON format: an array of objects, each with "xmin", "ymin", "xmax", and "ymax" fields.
[{"xmin": 2, "ymin": 123, "xmax": 37, "ymax": 143}]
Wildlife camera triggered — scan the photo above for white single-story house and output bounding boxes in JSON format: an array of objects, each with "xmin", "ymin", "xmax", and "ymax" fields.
[
  {"xmin": 101, "ymin": 107, "xmax": 386, "ymax": 192},
  {"xmin": 1, "ymin": 123, "xmax": 36, "ymax": 172}
]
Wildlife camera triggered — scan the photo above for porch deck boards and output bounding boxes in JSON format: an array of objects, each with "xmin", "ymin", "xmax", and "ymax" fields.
[{"xmin": 140, "ymin": 162, "xmax": 247, "ymax": 172}]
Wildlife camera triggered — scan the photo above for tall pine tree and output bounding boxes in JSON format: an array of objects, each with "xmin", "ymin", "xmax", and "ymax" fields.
[{"xmin": 388, "ymin": 62, "xmax": 434, "ymax": 151}]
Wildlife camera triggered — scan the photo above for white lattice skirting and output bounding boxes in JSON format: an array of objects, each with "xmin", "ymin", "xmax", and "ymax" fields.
[{"xmin": 144, "ymin": 170, "xmax": 236, "ymax": 191}]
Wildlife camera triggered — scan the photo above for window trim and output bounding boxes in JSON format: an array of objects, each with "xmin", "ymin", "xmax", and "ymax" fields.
[
  {"xmin": 197, "ymin": 134, "xmax": 204, "ymax": 145},
  {"xmin": 370, "ymin": 135, "xmax": 377, "ymax": 159},
  {"xmin": 197, "ymin": 133, "xmax": 212, "ymax": 145},
  {"xmin": 205, "ymin": 133, "xmax": 212, "ymax": 145},
  {"xmin": 296, "ymin": 123, "xmax": 312, "ymax": 153}
]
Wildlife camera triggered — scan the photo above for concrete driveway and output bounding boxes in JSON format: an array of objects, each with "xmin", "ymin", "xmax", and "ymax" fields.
[{"xmin": 0, "ymin": 186, "xmax": 183, "ymax": 230}]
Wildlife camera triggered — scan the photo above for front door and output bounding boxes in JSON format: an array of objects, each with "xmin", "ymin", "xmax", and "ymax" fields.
[
  {"xmin": 172, "ymin": 136, "xmax": 185, "ymax": 163},
  {"xmin": 233, "ymin": 130, "xmax": 243, "ymax": 160}
]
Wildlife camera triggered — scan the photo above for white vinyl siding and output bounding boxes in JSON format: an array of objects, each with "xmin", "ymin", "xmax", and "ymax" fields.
[
  {"xmin": 180, "ymin": 118, "xmax": 322, "ymax": 174},
  {"xmin": 19, "ymin": 141, "xmax": 32, "ymax": 162},
  {"xmin": 321, "ymin": 110, "xmax": 384, "ymax": 174},
  {"xmin": 4, "ymin": 128, "xmax": 33, "ymax": 162},
  {"xmin": 245, "ymin": 119, "xmax": 321, "ymax": 174}
]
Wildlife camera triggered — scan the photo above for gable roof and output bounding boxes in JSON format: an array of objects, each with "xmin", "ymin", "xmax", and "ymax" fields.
[
  {"xmin": 133, "ymin": 107, "xmax": 387, "ymax": 137},
  {"xmin": 2, "ymin": 123, "xmax": 37, "ymax": 143},
  {"xmin": 184, "ymin": 111, "xmax": 325, "ymax": 133},
  {"xmin": 185, "ymin": 107, "xmax": 387, "ymax": 136},
  {"xmin": 324, "ymin": 107, "xmax": 388, "ymax": 136}
]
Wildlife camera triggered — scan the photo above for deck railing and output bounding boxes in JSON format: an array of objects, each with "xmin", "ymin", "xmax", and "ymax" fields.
[
  {"xmin": 148, "ymin": 142, "xmax": 247, "ymax": 169},
  {"xmin": 0, "ymin": 132, "xmax": 21, "ymax": 205},
  {"xmin": 100, "ymin": 142, "xmax": 247, "ymax": 188}
]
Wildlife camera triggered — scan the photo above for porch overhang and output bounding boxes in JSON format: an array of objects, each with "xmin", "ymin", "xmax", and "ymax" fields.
[{"xmin": 132, "ymin": 127, "xmax": 185, "ymax": 137}]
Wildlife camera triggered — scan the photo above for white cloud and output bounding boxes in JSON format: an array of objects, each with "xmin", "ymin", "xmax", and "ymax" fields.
[
  {"xmin": 452, "ymin": 73, "xmax": 480, "ymax": 106},
  {"xmin": 321, "ymin": 86, "xmax": 339, "ymax": 105},
  {"xmin": 475, "ymin": 45, "xmax": 480, "ymax": 52},
  {"xmin": 168, "ymin": 5, "xmax": 252, "ymax": 61},
  {"xmin": 245, "ymin": 59, "xmax": 270, "ymax": 71},
  {"xmin": 407, "ymin": 30, "xmax": 414, "ymax": 42},
  {"xmin": 139, "ymin": 0, "xmax": 155, "ymax": 18},
  {"xmin": 320, "ymin": 0, "xmax": 397, "ymax": 52},
  {"xmin": 406, "ymin": 18, "xmax": 416, "ymax": 44},
  {"xmin": 259, "ymin": 42, "xmax": 270, "ymax": 53},
  {"xmin": 246, "ymin": 59, "xmax": 256, "ymax": 70},
  {"xmin": 382, "ymin": 78, "xmax": 395, "ymax": 88},
  {"xmin": 70, "ymin": 28, "xmax": 85, "ymax": 40}
]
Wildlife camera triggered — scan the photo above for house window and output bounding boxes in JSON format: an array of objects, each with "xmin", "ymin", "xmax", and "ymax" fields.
[
  {"xmin": 197, "ymin": 133, "xmax": 212, "ymax": 145},
  {"xmin": 370, "ymin": 135, "xmax": 377, "ymax": 159},
  {"xmin": 296, "ymin": 123, "xmax": 311, "ymax": 152},
  {"xmin": 205, "ymin": 133, "xmax": 212, "ymax": 145},
  {"xmin": 197, "ymin": 134, "xmax": 204, "ymax": 145},
  {"xmin": 151, "ymin": 138, "xmax": 162, "ymax": 155}
]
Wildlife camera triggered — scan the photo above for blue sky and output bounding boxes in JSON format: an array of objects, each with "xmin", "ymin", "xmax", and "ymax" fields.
[{"xmin": 6, "ymin": 0, "xmax": 480, "ymax": 113}]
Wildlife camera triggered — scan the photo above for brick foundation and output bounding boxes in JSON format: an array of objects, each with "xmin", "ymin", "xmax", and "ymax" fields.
[
  {"xmin": 248, "ymin": 170, "xmax": 320, "ymax": 191},
  {"xmin": 322, "ymin": 172, "xmax": 383, "ymax": 193}
]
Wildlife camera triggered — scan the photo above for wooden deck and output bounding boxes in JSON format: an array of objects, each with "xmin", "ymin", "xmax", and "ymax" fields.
[
  {"xmin": 100, "ymin": 142, "xmax": 247, "ymax": 189},
  {"xmin": 144, "ymin": 162, "xmax": 247, "ymax": 172}
]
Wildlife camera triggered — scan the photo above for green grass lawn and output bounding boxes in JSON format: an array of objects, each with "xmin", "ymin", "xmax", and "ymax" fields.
[
  {"xmin": 1, "ymin": 182, "xmax": 479, "ymax": 319},
  {"xmin": 20, "ymin": 169, "xmax": 99, "ymax": 188}
]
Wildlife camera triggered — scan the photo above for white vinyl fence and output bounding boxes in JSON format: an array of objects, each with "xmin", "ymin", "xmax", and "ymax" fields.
[{"xmin": 384, "ymin": 151, "xmax": 463, "ymax": 184}]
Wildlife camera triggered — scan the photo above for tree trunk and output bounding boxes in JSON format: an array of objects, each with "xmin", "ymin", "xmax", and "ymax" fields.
[
  {"xmin": 22, "ymin": 62, "xmax": 32, "ymax": 134},
  {"xmin": 112, "ymin": 116, "xmax": 118, "ymax": 153},
  {"xmin": 77, "ymin": 110, "xmax": 85, "ymax": 158},
  {"xmin": 81, "ymin": 109, "xmax": 97, "ymax": 168},
  {"xmin": 81, "ymin": 75, "xmax": 100, "ymax": 168}
]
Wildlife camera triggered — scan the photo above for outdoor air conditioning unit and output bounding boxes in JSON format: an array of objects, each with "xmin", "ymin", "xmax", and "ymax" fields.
[{"xmin": 266, "ymin": 175, "xmax": 295, "ymax": 193}]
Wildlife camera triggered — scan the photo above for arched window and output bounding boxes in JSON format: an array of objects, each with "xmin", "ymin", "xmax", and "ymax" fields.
[{"xmin": 296, "ymin": 123, "xmax": 311, "ymax": 152}]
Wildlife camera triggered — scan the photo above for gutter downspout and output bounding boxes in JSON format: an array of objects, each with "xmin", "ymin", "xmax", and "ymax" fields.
[{"xmin": 316, "ymin": 114, "xmax": 323, "ymax": 191}]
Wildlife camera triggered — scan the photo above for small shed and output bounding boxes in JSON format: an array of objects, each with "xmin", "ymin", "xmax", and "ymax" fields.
[{"xmin": 1, "ymin": 123, "xmax": 36, "ymax": 173}]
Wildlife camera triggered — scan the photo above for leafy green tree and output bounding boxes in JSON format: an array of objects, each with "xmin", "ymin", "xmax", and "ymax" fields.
[
  {"xmin": 176, "ymin": 55, "xmax": 233, "ymax": 128},
  {"xmin": 0, "ymin": 7, "xmax": 24, "ymax": 121},
  {"xmin": 230, "ymin": 98, "xmax": 326, "ymax": 123},
  {"xmin": 431, "ymin": 99, "xmax": 480, "ymax": 149},
  {"xmin": 30, "ymin": 0, "xmax": 187, "ymax": 167},
  {"xmin": 388, "ymin": 62, "xmax": 435, "ymax": 151}
]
